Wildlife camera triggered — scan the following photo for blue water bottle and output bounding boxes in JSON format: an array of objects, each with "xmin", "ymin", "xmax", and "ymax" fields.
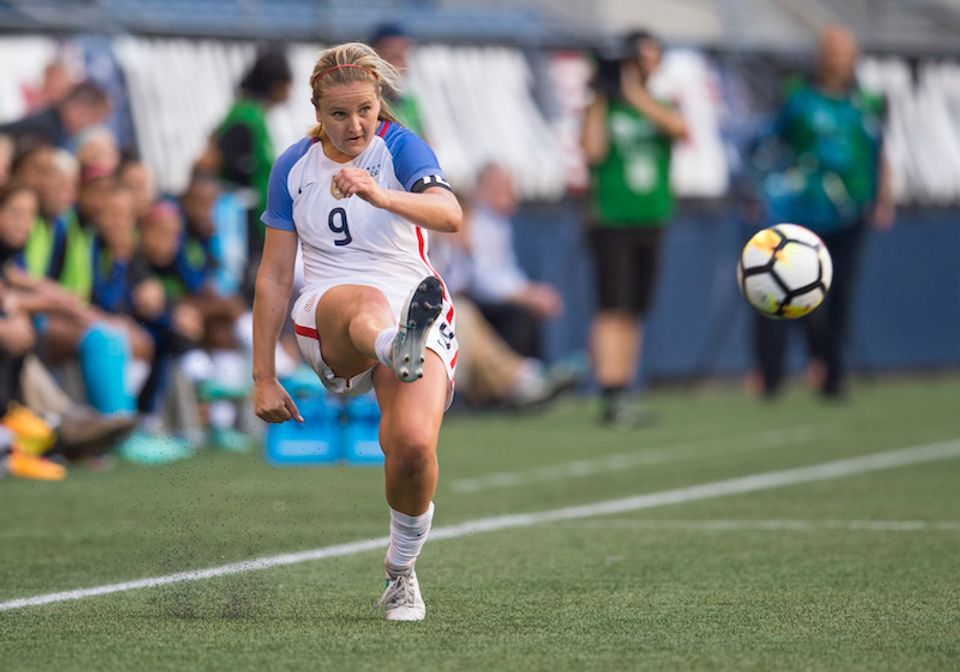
[
  {"xmin": 264, "ymin": 383, "xmax": 341, "ymax": 466},
  {"xmin": 342, "ymin": 392, "xmax": 384, "ymax": 465}
]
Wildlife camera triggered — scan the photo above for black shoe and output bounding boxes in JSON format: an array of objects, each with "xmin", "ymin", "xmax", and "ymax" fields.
[{"xmin": 393, "ymin": 277, "xmax": 444, "ymax": 383}]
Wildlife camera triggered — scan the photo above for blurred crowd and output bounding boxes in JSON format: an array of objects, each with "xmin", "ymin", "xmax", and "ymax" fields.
[
  {"xmin": 0, "ymin": 21, "xmax": 893, "ymax": 479},
  {"xmin": 0, "ymin": 53, "xmax": 292, "ymax": 478}
]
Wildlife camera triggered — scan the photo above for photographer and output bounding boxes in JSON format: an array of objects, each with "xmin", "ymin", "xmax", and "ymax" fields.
[{"xmin": 580, "ymin": 30, "xmax": 687, "ymax": 427}]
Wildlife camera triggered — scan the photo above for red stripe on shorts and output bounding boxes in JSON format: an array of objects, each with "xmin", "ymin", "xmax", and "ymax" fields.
[{"xmin": 295, "ymin": 324, "xmax": 319, "ymax": 340}]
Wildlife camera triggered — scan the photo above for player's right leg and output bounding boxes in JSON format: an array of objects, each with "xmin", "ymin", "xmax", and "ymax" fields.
[{"xmin": 312, "ymin": 277, "xmax": 443, "ymax": 384}]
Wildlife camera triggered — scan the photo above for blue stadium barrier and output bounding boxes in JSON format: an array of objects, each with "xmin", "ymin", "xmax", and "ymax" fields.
[{"xmin": 512, "ymin": 201, "xmax": 960, "ymax": 384}]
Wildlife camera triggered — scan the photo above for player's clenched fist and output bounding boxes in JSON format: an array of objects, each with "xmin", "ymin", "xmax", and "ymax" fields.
[
  {"xmin": 334, "ymin": 167, "xmax": 390, "ymax": 208},
  {"xmin": 254, "ymin": 378, "xmax": 303, "ymax": 424}
]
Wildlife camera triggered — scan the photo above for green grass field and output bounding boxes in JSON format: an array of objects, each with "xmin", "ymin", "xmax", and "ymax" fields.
[{"xmin": 3, "ymin": 377, "xmax": 960, "ymax": 671}]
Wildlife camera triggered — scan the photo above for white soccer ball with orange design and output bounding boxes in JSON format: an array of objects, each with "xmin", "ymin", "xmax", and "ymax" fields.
[{"xmin": 737, "ymin": 224, "xmax": 833, "ymax": 319}]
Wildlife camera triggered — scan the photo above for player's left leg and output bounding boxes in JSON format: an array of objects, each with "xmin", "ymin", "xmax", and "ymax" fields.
[{"xmin": 371, "ymin": 353, "xmax": 447, "ymax": 621}]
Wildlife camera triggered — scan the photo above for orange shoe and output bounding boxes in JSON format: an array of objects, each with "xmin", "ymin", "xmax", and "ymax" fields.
[
  {"xmin": 1, "ymin": 404, "xmax": 56, "ymax": 456},
  {"xmin": 6, "ymin": 446, "xmax": 66, "ymax": 481}
]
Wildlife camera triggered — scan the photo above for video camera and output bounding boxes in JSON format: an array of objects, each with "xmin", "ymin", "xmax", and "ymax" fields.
[{"xmin": 589, "ymin": 30, "xmax": 659, "ymax": 98}]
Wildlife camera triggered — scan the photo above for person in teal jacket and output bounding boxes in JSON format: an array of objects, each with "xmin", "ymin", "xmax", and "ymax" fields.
[{"xmin": 750, "ymin": 25, "xmax": 895, "ymax": 398}]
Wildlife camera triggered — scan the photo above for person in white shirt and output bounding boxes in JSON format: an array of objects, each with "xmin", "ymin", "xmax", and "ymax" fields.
[
  {"xmin": 467, "ymin": 163, "xmax": 562, "ymax": 358},
  {"xmin": 252, "ymin": 42, "xmax": 461, "ymax": 622}
]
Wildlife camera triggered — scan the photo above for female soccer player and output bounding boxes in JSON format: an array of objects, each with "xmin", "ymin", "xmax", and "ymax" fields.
[{"xmin": 252, "ymin": 43, "xmax": 461, "ymax": 622}]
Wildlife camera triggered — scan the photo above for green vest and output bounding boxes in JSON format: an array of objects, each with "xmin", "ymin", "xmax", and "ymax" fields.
[
  {"xmin": 23, "ymin": 210, "xmax": 93, "ymax": 300},
  {"xmin": 59, "ymin": 211, "xmax": 94, "ymax": 300},
  {"xmin": 24, "ymin": 216, "xmax": 55, "ymax": 279},
  {"xmin": 590, "ymin": 99, "xmax": 674, "ymax": 227},
  {"xmin": 391, "ymin": 93, "xmax": 424, "ymax": 138},
  {"xmin": 217, "ymin": 99, "xmax": 274, "ymax": 217}
]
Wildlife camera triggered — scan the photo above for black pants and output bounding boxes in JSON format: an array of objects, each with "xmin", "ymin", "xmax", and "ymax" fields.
[
  {"xmin": 754, "ymin": 224, "xmax": 866, "ymax": 397},
  {"xmin": 0, "ymin": 349, "xmax": 24, "ymax": 411},
  {"xmin": 473, "ymin": 300, "xmax": 543, "ymax": 360}
]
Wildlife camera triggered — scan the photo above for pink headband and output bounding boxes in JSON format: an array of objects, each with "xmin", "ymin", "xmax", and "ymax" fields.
[{"xmin": 312, "ymin": 63, "xmax": 377, "ymax": 88}]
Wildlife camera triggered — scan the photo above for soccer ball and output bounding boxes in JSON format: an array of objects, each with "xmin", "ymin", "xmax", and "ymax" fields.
[{"xmin": 737, "ymin": 224, "xmax": 833, "ymax": 319}]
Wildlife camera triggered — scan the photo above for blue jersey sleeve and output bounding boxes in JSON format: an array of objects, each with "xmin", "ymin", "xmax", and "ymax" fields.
[
  {"xmin": 261, "ymin": 138, "xmax": 312, "ymax": 232},
  {"xmin": 381, "ymin": 122, "xmax": 451, "ymax": 193}
]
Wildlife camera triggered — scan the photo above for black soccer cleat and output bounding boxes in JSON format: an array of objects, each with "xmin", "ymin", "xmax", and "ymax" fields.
[{"xmin": 392, "ymin": 276, "xmax": 443, "ymax": 383}]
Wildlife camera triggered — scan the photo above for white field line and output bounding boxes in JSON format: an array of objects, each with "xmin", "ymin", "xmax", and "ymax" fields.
[
  {"xmin": 449, "ymin": 424, "xmax": 828, "ymax": 493},
  {"xmin": 562, "ymin": 519, "xmax": 960, "ymax": 532},
  {"xmin": 1, "ymin": 438, "xmax": 958, "ymax": 613}
]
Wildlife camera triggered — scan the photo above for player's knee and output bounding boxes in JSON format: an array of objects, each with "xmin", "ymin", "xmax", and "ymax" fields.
[
  {"xmin": 386, "ymin": 427, "xmax": 436, "ymax": 476},
  {"xmin": 352, "ymin": 286, "xmax": 392, "ymax": 319}
]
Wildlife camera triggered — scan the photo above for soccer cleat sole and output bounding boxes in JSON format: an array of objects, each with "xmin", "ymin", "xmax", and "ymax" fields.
[{"xmin": 393, "ymin": 277, "xmax": 443, "ymax": 383}]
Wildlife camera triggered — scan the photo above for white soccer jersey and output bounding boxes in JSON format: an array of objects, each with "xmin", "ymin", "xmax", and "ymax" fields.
[
  {"xmin": 262, "ymin": 121, "xmax": 459, "ymax": 400},
  {"xmin": 262, "ymin": 120, "xmax": 451, "ymax": 311}
]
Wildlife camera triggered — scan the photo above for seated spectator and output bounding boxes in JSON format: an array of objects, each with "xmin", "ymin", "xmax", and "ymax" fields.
[
  {"xmin": 90, "ymin": 182, "xmax": 143, "ymax": 314},
  {"xmin": 0, "ymin": 185, "xmax": 38, "ymax": 405},
  {"xmin": 465, "ymin": 162, "xmax": 562, "ymax": 359},
  {"xmin": 0, "ymin": 182, "xmax": 135, "ymax": 465},
  {"xmin": 139, "ymin": 202, "xmax": 201, "ymax": 322},
  {"xmin": 453, "ymin": 298, "xmax": 581, "ymax": 409},
  {"xmin": 178, "ymin": 172, "xmax": 246, "ymax": 345},
  {"xmin": 74, "ymin": 125, "xmax": 120, "ymax": 176},
  {"xmin": 138, "ymin": 199, "xmax": 249, "ymax": 451},
  {"xmin": 430, "ymin": 206, "xmax": 581, "ymax": 409},
  {"xmin": 92, "ymin": 187, "xmax": 192, "ymax": 422},
  {"xmin": 117, "ymin": 154, "xmax": 156, "ymax": 223},
  {"xmin": 0, "ymin": 173, "xmax": 154, "ymax": 433},
  {"xmin": 10, "ymin": 144, "xmax": 71, "ymax": 281},
  {"xmin": 0, "ymin": 81, "xmax": 110, "ymax": 150}
]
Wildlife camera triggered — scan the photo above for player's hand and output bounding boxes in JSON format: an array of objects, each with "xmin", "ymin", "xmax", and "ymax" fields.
[
  {"xmin": 523, "ymin": 283, "xmax": 564, "ymax": 319},
  {"xmin": 620, "ymin": 61, "xmax": 644, "ymax": 96},
  {"xmin": 0, "ymin": 314, "xmax": 36, "ymax": 356},
  {"xmin": 132, "ymin": 279, "xmax": 166, "ymax": 320},
  {"xmin": 254, "ymin": 377, "xmax": 303, "ymax": 424},
  {"xmin": 0, "ymin": 287, "xmax": 20, "ymax": 315},
  {"xmin": 334, "ymin": 167, "xmax": 390, "ymax": 208}
]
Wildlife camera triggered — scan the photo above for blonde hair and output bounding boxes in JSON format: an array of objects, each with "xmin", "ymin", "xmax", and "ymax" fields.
[{"xmin": 308, "ymin": 42, "xmax": 401, "ymax": 141}]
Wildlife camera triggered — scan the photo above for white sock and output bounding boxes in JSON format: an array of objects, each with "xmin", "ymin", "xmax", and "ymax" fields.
[
  {"xmin": 179, "ymin": 349, "xmax": 214, "ymax": 383},
  {"xmin": 208, "ymin": 400, "xmax": 236, "ymax": 430},
  {"xmin": 385, "ymin": 502, "xmax": 435, "ymax": 574},
  {"xmin": 374, "ymin": 327, "xmax": 398, "ymax": 368},
  {"xmin": 234, "ymin": 312, "xmax": 254, "ymax": 353},
  {"xmin": 211, "ymin": 349, "xmax": 247, "ymax": 390},
  {"xmin": 275, "ymin": 342, "xmax": 297, "ymax": 377}
]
